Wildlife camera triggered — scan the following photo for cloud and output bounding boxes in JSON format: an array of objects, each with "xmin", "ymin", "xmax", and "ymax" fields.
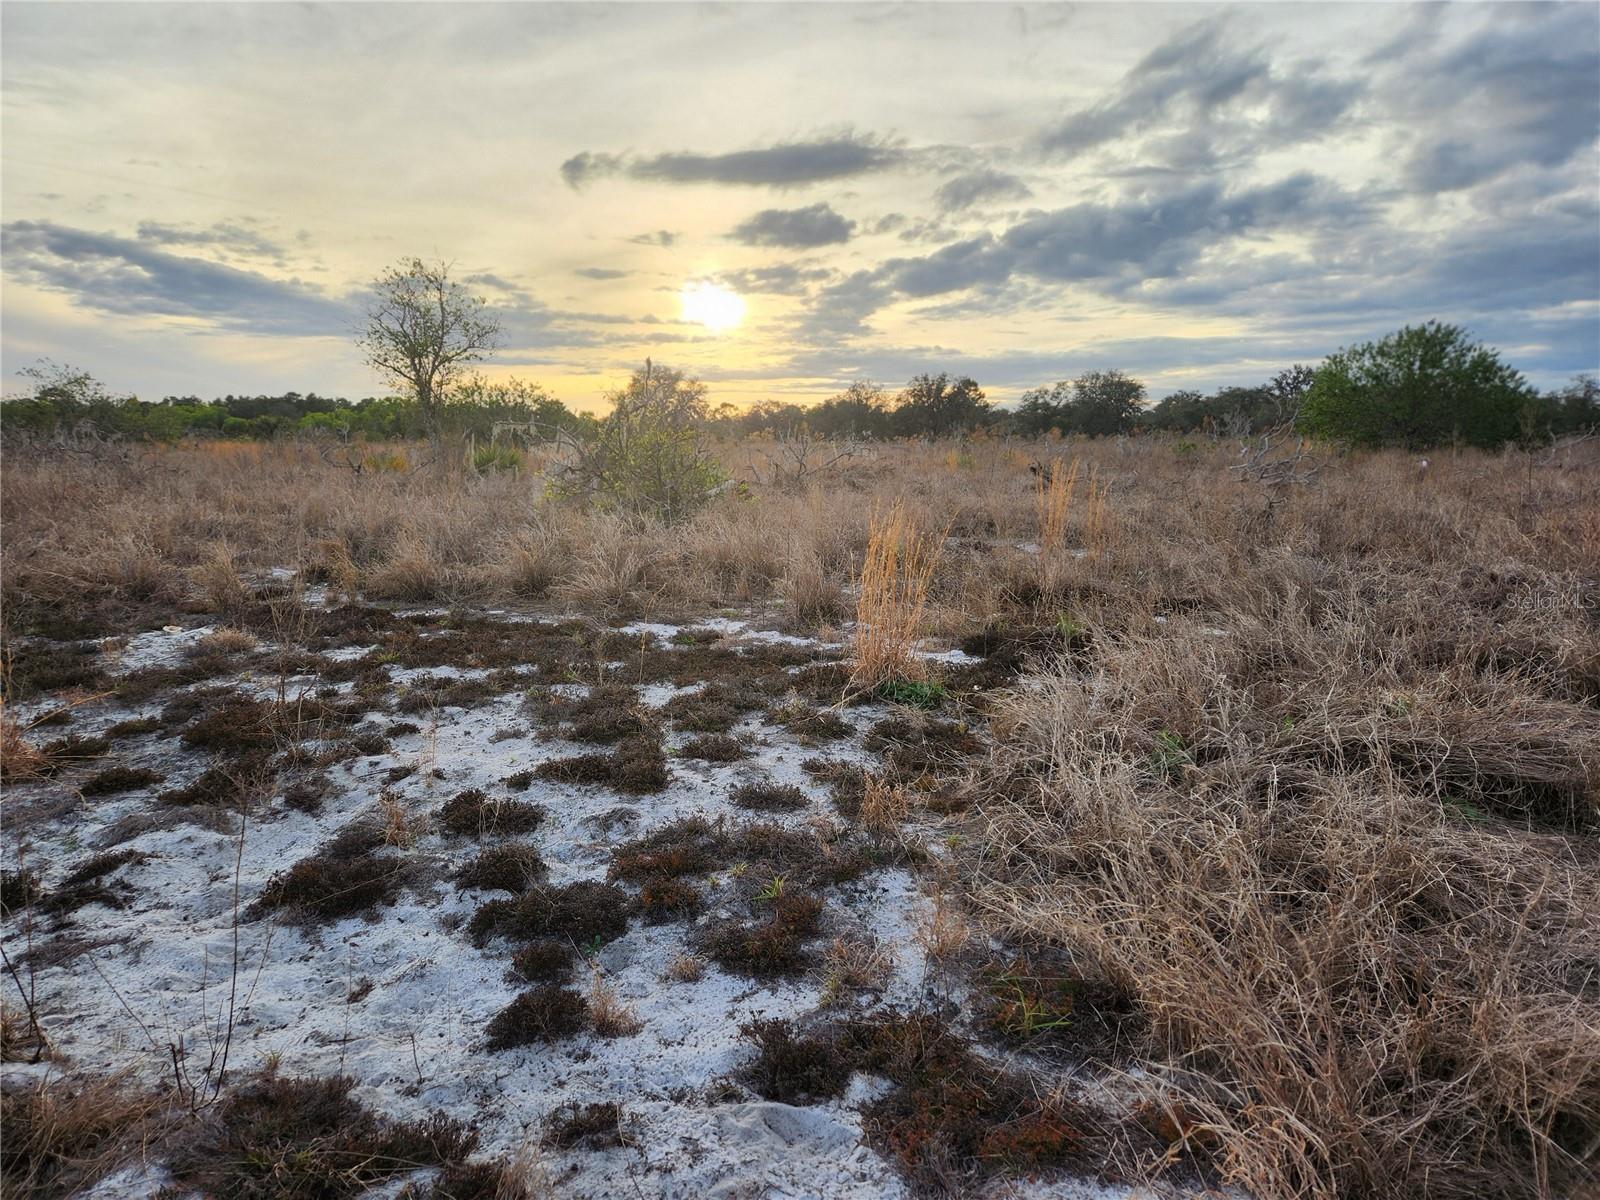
[
  {"xmin": 2, "ymin": 219, "xmax": 350, "ymax": 335},
  {"xmin": 934, "ymin": 169, "xmax": 1032, "ymax": 212},
  {"xmin": 573, "ymin": 267, "xmax": 631, "ymax": 280},
  {"xmin": 1038, "ymin": 16, "xmax": 1360, "ymax": 171},
  {"xmin": 728, "ymin": 203, "xmax": 854, "ymax": 248},
  {"xmin": 711, "ymin": 261, "xmax": 834, "ymax": 296},
  {"xmin": 626, "ymin": 229, "xmax": 678, "ymax": 247},
  {"xmin": 135, "ymin": 219, "xmax": 285, "ymax": 259},
  {"xmin": 562, "ymin": 132, "xmax": 905, "ymax": 189},
  {"xmin": 1392, "ymin": 5, "xmax": 1600, "ymax": 192}
]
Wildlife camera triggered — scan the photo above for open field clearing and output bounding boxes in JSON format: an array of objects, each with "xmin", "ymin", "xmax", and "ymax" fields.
[{"xmin": 3, "ymin": 436, "xmax": 1597, "ymax": 1199}]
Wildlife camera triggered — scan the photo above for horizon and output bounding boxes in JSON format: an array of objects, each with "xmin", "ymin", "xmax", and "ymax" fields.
[{"xmin": 3, "ymin": 1, "xmax": 1597, "ymax": 414}]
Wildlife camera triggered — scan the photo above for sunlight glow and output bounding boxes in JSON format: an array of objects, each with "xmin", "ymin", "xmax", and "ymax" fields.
[{"xmin": 679, "ymin": 281, "xmax": 746, "ymax": 334}]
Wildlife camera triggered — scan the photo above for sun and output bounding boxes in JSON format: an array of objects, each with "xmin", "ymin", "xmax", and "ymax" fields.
[{"xmin": 679, "ymin": 281, "xmax": 746, "ymax": 334}]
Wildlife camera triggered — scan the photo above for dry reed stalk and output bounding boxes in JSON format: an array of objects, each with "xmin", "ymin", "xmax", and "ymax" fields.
[
  {"xmin": 852, "ymin": 500, "xmax": 944, "ymax": 688},
  {"xmin": 1083, "ymin": 464, "xmax": 1112, "ymax": 555},
  {"xmin": 1034, "ymin": 458, "xmax": 1080, "ymax": 547}
]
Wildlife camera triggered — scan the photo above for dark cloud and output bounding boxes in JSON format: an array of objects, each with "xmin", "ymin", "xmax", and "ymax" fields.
[
  {"xmin": 562, "ymin": 132, "xmax": 905, "ymax": 189},
  {"xmin": 934, "ymin": 169, "xmax": 1032, "ymax": 212},
  {"xmin": 1038, "ymin": 16, "xmax": 1360, "ymax": 171},
  {"xmin": 892, "ymin": 174, "xmax": 1368, "ymax": 299},
  {"xmin": 712, "ymin": 261, "xmax": 834, "ymax": 296},
  {"xmin": 2, "ymin": 219, "xmax": 350, "ymax": 335},
  {"xmin": 574, "ymin": 267, "xmax": 631, "ymax": 280},
  {"xmin": 1393, "ymin": 6, "xmax": 1600, "ymax": 192},
  {"xmin": 135, "ymin": 219, "xmax": 285, "ymax": 259},
  {"xmin": 626, "ymin": 229, "xmax": 678, "ymax": 247},
  {"xmin": 729, "ymin": 203, "xmax": 854, "ymax": 248}
]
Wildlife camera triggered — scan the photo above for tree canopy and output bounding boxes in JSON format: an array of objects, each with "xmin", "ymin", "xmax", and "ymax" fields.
[{"xmin": 1300, "ymin": 323, "xmax": 1534, "ymax": 450}]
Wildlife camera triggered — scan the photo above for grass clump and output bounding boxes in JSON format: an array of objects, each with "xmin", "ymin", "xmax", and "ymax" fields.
[
  {"xmin": 701, "ymin": 891, "xmax": 824, "ymax": 978},
  {"xmin": 740, "ymin": 1018, "xmax": 852, "ymax": 1105},
  {"xmin": 730, "ymin": 779, "xmax": 810, "ymax": 812},
  {"xmin": 251, "ymin": 823, "xmax": 403, "ymax": 924},
  {"xmin": 78, "ymin": 765, "xmax": 164, "ymax": 796},
  {"xmin": 509, "ymin": 938, "xmax": 575, "ymax": 983},
  {"xmin": 875, "ymin": 679, "xmax": 947, "ymax": 709},
  {"xmin": 167, "ymin": 1068, "xmax": 479, "ymax": 1199},
  {"xmin": 0, "ymin": 869, "xmax": 42, "ymax": 918},
  {"xmin": 438, "ymin": 789, "xmax": 544, "ymax": 837},
  {"xmin": 453, "ymin": 844, "xmax": 547, "ymax": 893},
  {"xmin": 852, "ymin": 500, "xmax": 943, "ymax": 690},
  {"xmin": 534, "ymin": 734, "xmax": 667, "ymax": 794},
  {"xmin": 544, "ymin": 1101, "xmax": 625, "ymax": 1150},
  {"xmin": 467, "ymin": 880, "xmax": 630, "ymax": 948},
  {"xmin": 484, "ymin": 985, "xmax": 589, "ymax": 1049},
  {"xmin": 678, "ymin": 733, "xmax": 747, "ymax": 762},
  {"xmin": 540, "ymin": 682, "xmax": 653, "ymax": 744}
]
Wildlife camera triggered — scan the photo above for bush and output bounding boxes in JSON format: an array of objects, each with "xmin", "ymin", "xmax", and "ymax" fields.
[
  {"xmin": 547, "ymin": 362, "xmax": 726, "ymax": 522},
  {"xmin": 1300, "ymin": 322, "xmax": 1533, "ymax": 449}
]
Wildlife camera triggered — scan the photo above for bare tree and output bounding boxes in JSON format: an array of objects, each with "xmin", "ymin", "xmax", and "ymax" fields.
[{"xmin": 356, "ymin": 258, "xmax": 501, "ymax": 454}]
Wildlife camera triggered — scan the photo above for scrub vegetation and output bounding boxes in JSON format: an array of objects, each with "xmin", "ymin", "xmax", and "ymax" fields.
[{"xmin": 1, "ymin": 410, "xmax": 1595, "ymax": 1200}]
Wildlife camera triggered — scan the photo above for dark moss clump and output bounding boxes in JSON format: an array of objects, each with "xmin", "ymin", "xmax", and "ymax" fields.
[
  {"xmin": 801, "ymin": 758, "xmax": 871, "ymax": 820},
  {"xmin": 864, "ymin": 715, "xmax": 983, "ymax": 777},
  {"xmin": 0, "ymin": 869, "xmax": 42, "ymax": 918},
  {"xmin": 535, "ymin": 734, "xmax": 667, "ymax": 794},
  {"xmin": 544, "ymin": 1101, "xmax": 624, "ymax": 1150},
  {"xmin": 454, "ymin": 844, "xmax": 547, "ymax": 894},
  {"xmin": 438, "ymin": 789, "xmax": 544, "ymax": 837},
  {"xmin": 541, "ymin": 683, "xmax": 653, "ymax": 744},
  {"xmin": 167, "ymin": 1069, "xmax": 479, "ymax": 1200},
  {"xmin": 484, "ymin": 985, "xmax": 589, "ymax": 1049},
  {"xmin": 386, "ymin": 721, "xmax": 422, "ymax": 737},
  {"xmin": 37, "ymin": 736, "xmax": 110, "ymax": 774},
  {"xmin": 678, "ymin": 733, "xmax": 747, "ymax": 762},
  {"xmin": 80, "ymin": 765, "xmax": 165, "ymax": 796},
  {"xmin": 839, "ymin": 1012, "xmax": 1100, "ymax": 1189},
  {"xmin": 59, "ymin": 850, "xmax": 144, "ymax": 889},
  {"xmin": 740, "ymin": 1018, "xmax": 852, "ymax": 1105},
  {"xmin": 393, "ymin": 670, "xmax": 530, "ymax": 714},
  {"xmin": 701, "ymin": 891, "xmax": 824, "ymax": 978},
  {"xmin": 251, "ymin": 824, "xmax": 403, "ymax": 924},
  {"xmin": 281, "ymin": 777, "xmax": 327, "ymax": 814},
  {"xmin": 509, "ymin": 938, "xmax": 574, "ymax": 983},
  {"xmin": 662, "ymin": 682, "xmax": 764, "ymax": 733},
  {"xmin": 348, "ymin": 731, "xmax": 390, "ymax": 756},
  {"xmin": 776, "ymin": 704, "xmax": 851, "ymax": 741},
  {"xmin": 158, "ymin": 754, "xmax": 273, "ymax": 808},
  {"xmin": 105, "ymin": 716, "xmax": 162, "ymax": 739},
  {"xmin": 2, "ymin": 640, "xmax": 107, "ymax": 701},
  {"xmin": 636, "ymin": 876, "xmax": 702, "ymax": 923},
  {"xmin": 608, "ymin": 817, "xmax": 720, "ymax": 882},
  {"xmin": 730, "ymin": 779, "xmax": 809, "ymax": 812},
  {"xmin": 178, "ymin": 694, "xmax": 278, "ymax": 751},
  {"xmin": 502, "ymin": 769, "xmax": 535, "ymax": 791},
  {"xmin": 467, "ymin": 880, "xmax": 629, "ymax": 947}
]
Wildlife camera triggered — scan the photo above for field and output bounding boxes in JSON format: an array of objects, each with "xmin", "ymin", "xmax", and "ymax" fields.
[{"xmin": 2, "ymin": 434, "xmax": 1597, "ymax": 1200}]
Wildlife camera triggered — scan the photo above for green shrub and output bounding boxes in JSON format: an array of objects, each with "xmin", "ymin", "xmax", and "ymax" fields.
[{"xmin": 1300, "ymin": 322, "xmax": 1533, "ymax": 449}]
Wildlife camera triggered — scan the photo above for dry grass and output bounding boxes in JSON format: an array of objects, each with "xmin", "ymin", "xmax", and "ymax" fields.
[
  {"xmin": 0, "ymin": 1070, "xmax": 172, "ymax": 1196},
  {"xmin": 586, "ymin": 966, "xmax": 643, "ymax": 1038},
  {"xmin": 964, "ymin": 599, "xmax": 1600, "ymax": 1198},
  {"xmin": 858, "ymin": 774, "xmax": 911, "ymax": 835},
  {"xmin": 852, "ymin": 500, "xmax": 945, "ymax": 689},
  {"xmin": 3, "ymin": 433, "xmax": 1597, "ymax": 1199}
]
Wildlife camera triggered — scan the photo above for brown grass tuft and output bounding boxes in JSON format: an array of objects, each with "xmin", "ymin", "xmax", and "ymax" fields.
[{"xmin": 852, "ymin": 500, "xmax": 944, "ymax": 689}]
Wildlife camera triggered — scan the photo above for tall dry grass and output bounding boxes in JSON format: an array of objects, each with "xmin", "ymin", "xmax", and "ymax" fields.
[
  {"xmin": 964, "ymin": 553, "xmax": 1600, "ymax": 1198},
  {"xmin": 851, "ymin": 500, "xmax": 945, "ymax": 688}
]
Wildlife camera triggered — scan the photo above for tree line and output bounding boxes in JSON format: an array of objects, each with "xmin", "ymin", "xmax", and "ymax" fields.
[{"xmin": 3, "ymin": 252, "xmax": 1594, "ymax": 452}]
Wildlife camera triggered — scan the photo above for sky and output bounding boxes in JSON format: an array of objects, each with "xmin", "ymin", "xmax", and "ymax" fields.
[{"xmin": 2, "ymin": 1, "xmax": 1597, "ymax": 413}]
